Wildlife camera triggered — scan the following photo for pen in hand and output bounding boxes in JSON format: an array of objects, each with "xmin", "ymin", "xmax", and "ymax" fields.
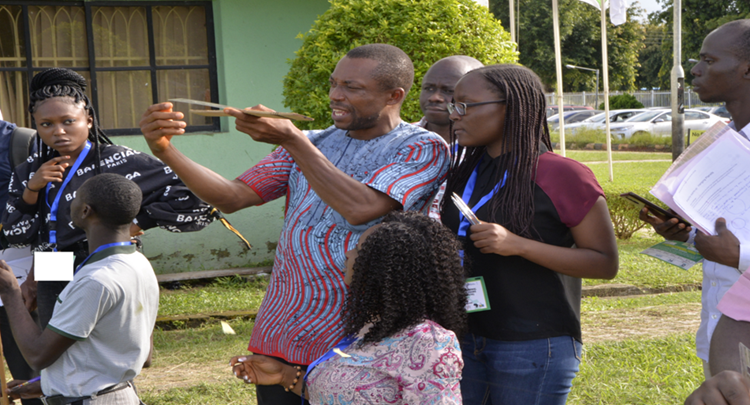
[{"xmin": 8, "ymin": 376, "xmax": 40, "ymax": 392}]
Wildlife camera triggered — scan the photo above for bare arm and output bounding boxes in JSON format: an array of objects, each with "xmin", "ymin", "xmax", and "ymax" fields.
[
  {"xmin": 226, "ymin": 106, "xmax": 400, "ymax": 225},
  {"xmin": 469, "ymin": 196, "xmax": 619, "ymax": 279},
  {"xmin": 0, "ymin": 261, "xmax": 74, "ymax": 370},
  {"xmin": 139, "ymin": 103, "xmax": 263, "ymax": 213},
  {"xmin": 709, "ymin": 315, "xmax": 750, "ymax": 375}
]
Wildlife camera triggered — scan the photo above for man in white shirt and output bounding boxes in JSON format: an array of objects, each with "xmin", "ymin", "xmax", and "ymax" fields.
[
  {"xmin": 639, "ymin": 18, "xmax": 750, "ymax": 379},
  {"xmin": 0, "ymin": 173, "xmax": 158, "ymax": 404}
]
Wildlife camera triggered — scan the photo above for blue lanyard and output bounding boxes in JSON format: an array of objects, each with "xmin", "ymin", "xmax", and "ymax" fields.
[
  {"xmin": 74, "ymin": 241, "xmax": 132, "ymax": 274},
  {"xmin": 304, "ymin": 334, "xmax": 357, "ymax": 385},
  {"xmin": 457, "ymin": 157, "xmax": 507, "ymax": 237},
  {"xmin": 46, "ymin": 141, "xmax": 92, "ymax": 249}
]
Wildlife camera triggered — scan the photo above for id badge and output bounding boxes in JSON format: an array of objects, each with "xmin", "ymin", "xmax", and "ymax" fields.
[
  {"xmin": 34, "ymin": 251, "xmax": 75, "ymax": 281},
  {"xmin": 465, "ymin": 276, "xmax": 491, "ymax": 313}
]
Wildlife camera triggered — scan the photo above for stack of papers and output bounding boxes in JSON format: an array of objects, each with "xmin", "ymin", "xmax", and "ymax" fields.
[
  {"xmin": 643, "ymin": 122, "xmax": 750, "ymax": 269},
  {"xmin": 651, "ymin": 122, "xmax": 750, "ymax": 240}
]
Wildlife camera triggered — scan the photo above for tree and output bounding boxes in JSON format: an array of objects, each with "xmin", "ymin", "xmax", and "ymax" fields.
[
  {"xmin": 283, "ymin": 0, "xmax": 518, "ymax": 129},
  {"xmin": 636, "ymin": 21, "xmax": 669, "ymax": 90},
  {"xmin": 652, "ymin": 0, "xmax": 750, "ymax": 88},
  {"xmin": 490, "ymin": 0, "xmax": 646, "ymax": 92}
]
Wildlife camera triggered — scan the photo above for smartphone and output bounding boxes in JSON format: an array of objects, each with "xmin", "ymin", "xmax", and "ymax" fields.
[{"xmin": 619, "ymin": 192, "xmax": 691, "ymax": 226}]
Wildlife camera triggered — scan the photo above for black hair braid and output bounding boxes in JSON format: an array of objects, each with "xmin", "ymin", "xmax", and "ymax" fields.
[
  {"xmin": 29, "ymin": 68, "xmax": 113, "ymax": 174},
  {"xmin": 343, "ymin": 211, "xmax": 467, "ymax": 345},
  {"xmin": 442, "ymin": 64, "xmax": 552, "ymax": 239}
]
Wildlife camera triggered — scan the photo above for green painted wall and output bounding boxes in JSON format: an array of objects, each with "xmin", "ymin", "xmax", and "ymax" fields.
[{"xmin": 111, "ymin": 0, "xmax": 331, "ymax": 274}]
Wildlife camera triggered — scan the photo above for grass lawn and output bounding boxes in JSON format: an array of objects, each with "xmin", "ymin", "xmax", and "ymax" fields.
[
  {"xmin": 561, "ymin": 150, "xmax": 672, "ymax": 163},
  {"xmin": 569, "ymin": 333, "xmax": 703, "ymax": 404}
]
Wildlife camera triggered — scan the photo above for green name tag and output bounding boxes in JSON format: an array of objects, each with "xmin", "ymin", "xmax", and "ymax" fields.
[{"xmin": 465, "ymin": 276, "xmax": 491, "ymax": 313}]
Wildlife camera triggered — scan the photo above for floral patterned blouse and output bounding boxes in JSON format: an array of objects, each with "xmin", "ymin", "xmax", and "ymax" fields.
[{"xmin": 306, "ymin": 320, "xmax": 463, "ymax": 405}]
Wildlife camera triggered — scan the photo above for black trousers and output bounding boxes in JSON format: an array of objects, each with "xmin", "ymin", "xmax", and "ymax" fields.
[
  {"xmin": 36, "ymin": 280, "xmax": 69, "ymax": 329},
  {"xmin": 0, "ymin": 307, "xmax": 43, "ymax": 405},
  {"xmin": 255, "ymin": 355, "xmax": 310, "ymax": 405}
]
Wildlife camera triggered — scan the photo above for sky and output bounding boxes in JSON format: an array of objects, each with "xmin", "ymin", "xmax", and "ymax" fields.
[{"xmin": 632, "ymin": 0, "xmax": 663, "ymax": 17}]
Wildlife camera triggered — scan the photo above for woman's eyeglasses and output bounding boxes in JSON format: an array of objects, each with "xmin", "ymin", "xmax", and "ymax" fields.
[{"xmin": 447, "ymin": 100, "xmax": 506, "ymax": 116}]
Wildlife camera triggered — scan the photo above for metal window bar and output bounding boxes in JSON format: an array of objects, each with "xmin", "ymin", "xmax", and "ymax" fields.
[{"xmin": 0, "ymin": 1, "xmax": 219, "ymax": 135}]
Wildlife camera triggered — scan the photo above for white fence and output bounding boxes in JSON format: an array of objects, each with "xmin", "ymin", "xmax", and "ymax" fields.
[{"xmin": 545, "ymin": 89, "xmax": 716, "ymax": 109}]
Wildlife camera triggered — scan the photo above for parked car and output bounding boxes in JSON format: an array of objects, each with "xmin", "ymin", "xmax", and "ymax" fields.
[
  {"xmin": 564, "ymin": 109, "xmax": 645, "ymax": 134},
  {"xmin": 694, "ymin": 105, "xmax": 730, "ymax": 119},
  {"xmin": 547, "ymin": 110, "xmax": 602, "ymax": 131},
  {"xmin": 609, "ymin": 109, "xmax": 730, "ymax": 139},
  {"xmin": 546, "ymin": 105, "xmax": 593, "ymax": 117}
]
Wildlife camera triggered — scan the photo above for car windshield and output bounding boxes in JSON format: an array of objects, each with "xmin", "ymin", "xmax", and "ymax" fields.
[
  {"xmin": 627, "ymin": 110, "xmax": 666, "ymax": 122},
  {"xmin": 583, "ymin": 113, "xmax": 607, "ymax": 123}
]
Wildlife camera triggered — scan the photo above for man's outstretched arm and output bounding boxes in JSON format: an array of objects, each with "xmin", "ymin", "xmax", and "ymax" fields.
[
  {"xmin": 140, "ymin": 103, "xmax": 263, "ymax": 213},
  {"xmin": 225, "ymin": 106, "xmax": 402, "ymax": 225}
]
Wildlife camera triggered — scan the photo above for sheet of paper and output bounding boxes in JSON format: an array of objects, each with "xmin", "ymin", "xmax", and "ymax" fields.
[
  {"xmin": 34, "ymin": 251, "xmax": 74, "ymax": 281},
  {"xmin": 671, "ymin": 131, "xmax": 750, "ymax": 240},
  {"xmin": 465, "ymin": 276, "xmax": 491, "ymax": 313},
  {"xmin": 0, "ymin": 247, "xmax": 33, "ymax": 306},
  {"xmin": 641, "ymin": 240, "xmax": 703, "ymax": 270}
]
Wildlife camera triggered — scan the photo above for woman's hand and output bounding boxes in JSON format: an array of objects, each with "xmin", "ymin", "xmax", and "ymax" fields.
[
  {"xmin": 469, "ymin": 222, "xmax": 524, "ymax": 256},
  {"xmin": 26, "ymin": 156, "xmax": 71, "ymax": 192},
  {"xmin": 230, "ymin": 354, "xmax": 287, "ymax": 386}
]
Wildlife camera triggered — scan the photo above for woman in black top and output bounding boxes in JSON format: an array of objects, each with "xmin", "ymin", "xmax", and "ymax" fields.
[
  {"xmin": 2, "ymin": 68, "xmax": 215, "ymax": 329},
  {"xmin": 441, "ymin": 64, "xmax": 618, "ymax": 405}
]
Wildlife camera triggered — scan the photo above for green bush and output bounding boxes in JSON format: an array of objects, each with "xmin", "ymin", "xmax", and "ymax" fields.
[
  {"xmin": 588, "ymin": 161, "xmax": 673, "ymax": 239},
  {"xmin": 282, "ymin": 0, "xmax": 518, "ymax": 130},
  {"xmin": 598, "ymin": 93, "xmax": 644, "ymax": 110}
]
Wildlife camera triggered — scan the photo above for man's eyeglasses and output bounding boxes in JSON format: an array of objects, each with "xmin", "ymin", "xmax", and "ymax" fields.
[{"xmin": 447, "ymin": 100, "xmax": 506, "ymax": 116}]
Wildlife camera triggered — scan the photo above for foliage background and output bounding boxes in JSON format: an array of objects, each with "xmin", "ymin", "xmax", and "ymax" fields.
[
  {"xmin": 490, "ymin": 0, "xmax": 645, "ymax": 92},
  {"xmin": 283, "ymin": 0, "xmax": 518, "ymax": 129},
  {"xmin": 651, "ymin": 0, "xmax": 750, "ymax": 89}
]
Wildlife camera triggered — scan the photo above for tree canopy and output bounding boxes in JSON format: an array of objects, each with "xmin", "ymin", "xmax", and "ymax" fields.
[
  {"xmin": 283, "ymin": 0, "xmax": 518, "ymax": 129},
  {"xmin": 651, "ymin": 0, "xmax": 750, "ymax": 89},
  {"xmin": 490, "ymin": 0, "xmax": 645, "ymax": 92}
]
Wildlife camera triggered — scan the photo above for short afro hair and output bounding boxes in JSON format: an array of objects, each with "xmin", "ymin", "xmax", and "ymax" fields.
[
  {"xmin": 346, "ymin": 44, "xmax": 414, "ymax": 94},
  {"xmin": 717, "ymin": 19, "xmax": 750, "ymax": 63},
  {"xmin": 78, "ymin": 173, "xmax": 142, "ymax": 227}
]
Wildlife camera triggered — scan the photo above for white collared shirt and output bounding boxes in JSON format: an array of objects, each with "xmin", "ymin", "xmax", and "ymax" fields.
[{"xmin": 693, "ymin": 120, "xmax": 750, "ymax": 361}]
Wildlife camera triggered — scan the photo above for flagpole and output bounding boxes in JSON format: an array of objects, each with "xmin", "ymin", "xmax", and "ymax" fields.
[
  {"xmin": 509, "ymin": 0, "xmax": 516, "ymax": 44},
  {"xmin": 552, "ymin": 0, "xmax": 566, "ymax": 157},
  {"xmin": 601, "ymin": 0, "xmax": 613, "ymax": 181}
]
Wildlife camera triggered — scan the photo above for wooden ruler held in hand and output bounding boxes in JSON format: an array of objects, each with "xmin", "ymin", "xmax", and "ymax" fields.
[{"xmin": 169, "ymin": 98, "xmax": 314, "ymax": 121}]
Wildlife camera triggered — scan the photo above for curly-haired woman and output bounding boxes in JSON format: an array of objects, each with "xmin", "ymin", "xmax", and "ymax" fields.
[
  {"xmin": 441, "ymin": 64, "xmax": 619, "ymax": 405},
  {"xmin": 231, "ymin": 211, "xmax": 467, "ymax": 405}
]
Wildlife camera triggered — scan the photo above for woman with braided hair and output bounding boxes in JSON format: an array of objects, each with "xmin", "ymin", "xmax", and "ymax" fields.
[
  {"xmin": 231, "ymin": 211, "xmax": 466, "ymax": 405},
  {"xmin": 441, "ymin": 64, "xmax": 619, "ymax": 405},
  {"xmin": 1, "ymin": 68, "xmax": 216, "ymax": 329}
]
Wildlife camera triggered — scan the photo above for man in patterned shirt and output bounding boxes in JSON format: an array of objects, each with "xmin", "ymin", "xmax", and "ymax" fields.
[{"xmin": 140, "ymin": 44, "xmax": 449, "ymax": 405}]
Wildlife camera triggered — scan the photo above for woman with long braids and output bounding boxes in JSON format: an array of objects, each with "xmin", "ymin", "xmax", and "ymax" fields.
[
  {"xmin": 2, "ymin": 68, "xmax": 215, "ymax": 328},
  {"xmin": 231, "ymin": 211, "xmax": 467, "ymax": 405},
  {"xmin": 441, "ymin": 64, "xmax": 618, "ymax": 405}
]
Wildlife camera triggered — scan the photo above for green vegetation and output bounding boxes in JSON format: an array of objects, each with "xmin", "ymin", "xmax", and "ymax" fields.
[
  {"xmin": 563, "ymin": 150, "xmax": 671, "ymax": 162},
  {"xmin": 159, "ymin": 276, "xmax": 268, "ymax": 317},
  {"xmin": 588, "ymin": 161, "xmax": 672, "ymax": 239},
  {"xmin": 598, "ymin": 94, "xmax": 645, "ymax": 110},
  {"xmin": 551, "ymin": 128, "xmax": 705, "ymax": 150},
  {"xmin": 569, "ymin": 333, "xmax": 703, "ymax": 404},
  {"xmin": 283, "ymin": 0, "xmax": 517, "ymax": 129}
]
